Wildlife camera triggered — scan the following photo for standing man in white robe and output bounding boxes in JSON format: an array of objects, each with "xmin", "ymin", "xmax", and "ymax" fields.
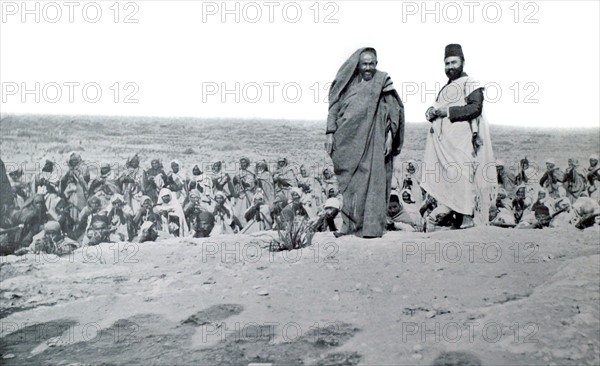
[{"xmin": 421, "ymin": 44, "xmax": 497, "ymax": 230}]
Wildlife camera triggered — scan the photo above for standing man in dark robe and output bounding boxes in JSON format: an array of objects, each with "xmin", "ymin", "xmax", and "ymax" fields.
[{"xmin": 325, "ymin": 47, "xmax": 404, "ymax": 238}]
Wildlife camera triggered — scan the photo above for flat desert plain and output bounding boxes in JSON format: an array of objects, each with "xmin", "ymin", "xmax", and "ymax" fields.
[{"xmin": 0, "ymin": 114, "xmax": 599, "ymax": 366}]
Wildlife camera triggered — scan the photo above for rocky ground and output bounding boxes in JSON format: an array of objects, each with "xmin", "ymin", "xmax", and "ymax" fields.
[{"xmin": 1, "ymin": 225, "xmax": 599, "ymax": 365}]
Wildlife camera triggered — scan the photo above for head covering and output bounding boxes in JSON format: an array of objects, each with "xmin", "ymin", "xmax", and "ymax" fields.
[
  {"xmin": 67, "ymin": 151, "xmax": 82, "ymax": 166},
  {"xmin": 214, "ymin": 191, "xmax": 227, "ymax": 200},
  {"xmin": 171, "ymin": 159, "xmax": 181, "ymax": 168},
  {"xmin": 590, "ymin": 154, "xmax": 599, "ymax": 161},
  {"xmin": 39, "ymin": 156, "xmax": 53, "ymax": 167},
  {"xmin": 497, "ymin": 187, "xmax": 507, "ymax": 197},
  {"xmin": 88, "ymin": 195, "xmax": 101, "ymax": 206},
  {"xmin": 329, "ymin": 47, "xmax": 377, "ymax": 106},
  {"xmin": 546, "ymin": 158, "xmax": 556, "ymax": 165},
  {"xmin": 126, "ymin": 153, "xmax": 140, "ymax": 168},
  {"xmin": 324, "ymin": 197, "xmax": 340, "ymax": 210},
  {"xmin": 140, "ymin": 195, "xmax": 152, "ymax": 205},
  {"xmin": 159, "ymin": 188, "xmax": 173, "ymax": 200},
  {"xmin": 189, "ymin": 189, "xmax": 202, "ymax": 199},
  {"xmin": 277, "ymin": 157, "xmax": 287, "ymax": 164},
  {"xmin": 496, "ymin": 159, "xmax": 505, "ymax": 167},
  {"xmin": 253, "ymin": 191, "xmax": 265, "ymax": 201},
  {"xmin": 100, "ymin": 163, "xmax": 111, "ymax": 176},
  {"xmin": 444, "ymin": 44, "xmax": 464, "ymax": 59},
  {"xmin": 273, "ymin": 193, "xmax": 288, "ymax": 206},
  {"xmin": 400, "ymin": 189, "xmax": 415, "ymax": 204},
  {"xmin": 110, "ymin": 194, "xmax": 125, "ymax": 205},
  {"xmin": 290, "ymin": 187, "xmax": 303, "ymax": 197},
  {"xmin": 240, "ymin": 157, "xmax": 249, "ymax": 164},
  {"xmin": 44, "ymin": 221, "xmax": 62, "ymax": 233},
  {"xmin": 389, "ymin": 192, "xmax": 400, "ymax": 204}
]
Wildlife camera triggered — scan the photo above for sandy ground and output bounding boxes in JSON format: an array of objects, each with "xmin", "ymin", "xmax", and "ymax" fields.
[{"xmin": 1, "ymin": 225, "xmax": 599, "ymax": 365}]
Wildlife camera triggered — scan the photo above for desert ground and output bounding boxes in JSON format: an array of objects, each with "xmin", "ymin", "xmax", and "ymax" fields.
[{"xmin": 0, "ymin": 114, "xmax": 599, "ymax": 365}]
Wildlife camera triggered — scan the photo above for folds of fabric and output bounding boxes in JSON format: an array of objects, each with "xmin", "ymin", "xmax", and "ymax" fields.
[
  {"xmin": 421, "ymin": 76, "xmax": 497, "ymax": 224},
  {"xmin": 328, "ymin": 64, "xmax": 403, "ymax": 237}
]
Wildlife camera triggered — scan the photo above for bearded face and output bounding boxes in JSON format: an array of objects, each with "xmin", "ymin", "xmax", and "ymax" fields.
[{"xmin": 444, "ymin": 56, "xmax": 464, "ymax": 80}]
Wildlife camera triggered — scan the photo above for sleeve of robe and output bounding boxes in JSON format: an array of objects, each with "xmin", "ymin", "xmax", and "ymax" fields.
[
  {"xmin": 448, "ymin": 88, "xmax": 484, "ymax": 122},
  {"xmin": 387, "ymin": 92, "xmax": 405, "ymax": 156},
  {"xmin": 326, "ymin": 97, "xmax": 342, "ymax": 134}
]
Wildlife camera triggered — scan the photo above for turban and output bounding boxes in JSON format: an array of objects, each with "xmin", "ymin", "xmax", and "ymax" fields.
[
  {"xmin": 88, "ymin": 195, "xmax": 101, "ymax": 205},
  {"xmin": 189, "ymin": 189, "xmax": 202, "ymax": 199},
  {"xmin": 110, "ymin": 194, "xmax": 125, "ymax": 205},
  {"xmin": 444, "ymin": 44, "xmax": 464, "ymax": 59},
  {"xmin": 273, "ymin": 193, "xmax": 288, "ymax": 206},
  {"xmin": 590, "ymin": 154, "xmax": 599, "ymax": 160},
  {"xmin": 214, "ymin": 191, "xmax": 227, "ymax": 200},
  {"xmin": 496, "ymin": 159, "xmax": 505, "ymax": 167},
  {"xmin": 291, "ymin": 187, "xmax": 303, "ymax": 197},
  {"xmin": 389, "ymin": 192, "xmax": 400, "ymax": 204},
  {"xmin": 324, "ymin": 198, "xmax": 340, "ymax": 210},
  {"xmin": 140, "ymin": 195, "xmax": 152, "ymax": 205},
  {"xmin": 253, "ymin": 191, "xmax": 265, "ymax": 201},
  {"xmin": 68, "ymin": 151, "xmax": 82, "ymax": 164},
  {"xmin": 44, "ymin": 221, "xmax": 62, "ymax": 233},
  {"xmin": 159, "ymin": 188, "xmax": 173, "ymax": 199},
  {"xmin": 545, "ymin": 158, "xmax": 556, "ymax": 165}
]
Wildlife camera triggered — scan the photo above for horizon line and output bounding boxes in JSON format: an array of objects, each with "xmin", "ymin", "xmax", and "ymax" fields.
[{"xmin": 1, "ymin": 112, "xmax": 599, "ymax": 130}]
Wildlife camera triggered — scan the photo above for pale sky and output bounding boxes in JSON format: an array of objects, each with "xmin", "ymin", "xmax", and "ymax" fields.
[{"xmin": 1, "ymin": 0, "xmax": 599, "ymax": 128}]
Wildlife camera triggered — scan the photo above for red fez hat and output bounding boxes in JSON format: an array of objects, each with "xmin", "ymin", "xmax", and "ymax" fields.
[{"xmin": 444, "ymin": 44, "xmax": 464, "ymax": 59}]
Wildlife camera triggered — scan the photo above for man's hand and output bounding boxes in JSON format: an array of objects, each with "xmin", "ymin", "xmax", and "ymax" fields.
[
  {"xmin": 425, "ymin": 107, "xmax": 436, "ymax": 122},
  {"xmin": 384, "ymin": 131, "xmax": 392, "ymax": 156},
  {"xmin": 434, "ymin": 108, "xmax": 448, "ymax": 118},
  {"xmin": 325, "ymin": 134, "xmax": 334, "ymax": 155}
]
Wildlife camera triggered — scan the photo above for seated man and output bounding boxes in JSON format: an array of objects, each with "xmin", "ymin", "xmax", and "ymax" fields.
[
  {"xmin": 281, "ymin": 188, "xmax": 310, "ymax": 230},
  {"xmin": 26, "ymin": 220, "xmax": 78, "ymax": 255},
  {"xmin": 86, "ymin": 215, "xmax": 112, "ymax": 246},
  {"xmin": 386, "ymin": 192, "xmax": 421, "ymax": 232},
  {"xmin": 154, "ymin": 188, "xmax": 188, "ymax": 237},
  {"xmin": 571, "ymin": 197, "xmax": 600, "ymax": 229},
  {"xmin": 563, "ymin": 158, "xmax": 588, "ymax": 202},
  {"xmin": 191, "ymin": 211, "xmax": 215, "ymax": 238},
  {"xmin": 540, "ymin": 159, "xmax": 565, "ymax": 199},
  {"xmin": 490, "ymin": 188, "xmax": 517, "ymax": 227},
  {"xmin": 496, "ymin": 160, "xmax": 517, "ymax": 198},
  {"xmin": 517, "ymin": 190, "xmax": 553, "ymax": 229},
  {"xmin": 272, "ymin": 157, "xmax": 298, "ymax": 200},
  {"xmin": 309, "ymin": 197, "xmax": 341, "ymax": 233},
  {"xmin": 241, "ymin": 191, "xmax": 273, "ymax": 234},
  {"xmin": 211, "ymin": 191, "xmax": 243, "ymax": 235},
  {"xmin": 424, "ymin": 197, "xmax": 463, "ymax": 232},
  {"xmin": 107, "ymin": 194, "xmax": 135, "ymax": 242},
  {"xmin": 13, "ymin": 194, "xmax": 48, "ymax": 248},
  {"xmin": 587, "ymin": 154, "xmax": 600, "ymax": 202}
]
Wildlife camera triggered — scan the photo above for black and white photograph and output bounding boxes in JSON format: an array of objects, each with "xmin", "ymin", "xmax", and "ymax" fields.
[{"xmin": 1, "ymin": 1, "xmax": 599, "ymax": 365}]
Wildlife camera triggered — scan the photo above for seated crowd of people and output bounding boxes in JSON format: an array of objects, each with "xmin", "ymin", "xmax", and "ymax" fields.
[
  {"xmin": 0, "ymin": 153, "xmax": 342, "ymax": 256},
  {"xmin": 1, "ymin": 152, "xmax": 599, "ymax": 256},
  {"xmin": 385, "ymin": 156, "xmax": 600, "ymax": 232}
]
